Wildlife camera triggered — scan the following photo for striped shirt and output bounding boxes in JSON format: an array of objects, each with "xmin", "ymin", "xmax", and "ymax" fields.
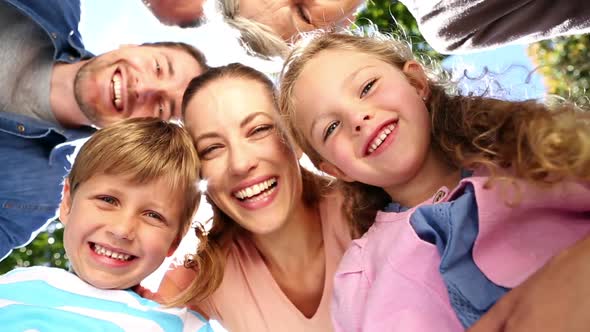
[{"xmin": 0, "ymin": 266, "xmax": 214, "ymax": 332}]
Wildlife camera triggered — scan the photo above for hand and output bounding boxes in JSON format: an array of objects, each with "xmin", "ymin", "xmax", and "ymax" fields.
[{"xmin": 468, "ymin": 235, "xmax": 590, "ymax": 332}]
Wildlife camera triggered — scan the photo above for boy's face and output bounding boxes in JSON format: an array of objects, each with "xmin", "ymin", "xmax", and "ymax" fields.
[{"xmin": 60, "ymin": 173, "xmax": 184, "ymax": 290}]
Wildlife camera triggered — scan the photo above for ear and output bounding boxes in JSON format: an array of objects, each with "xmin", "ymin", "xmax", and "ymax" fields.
[
  {"xmin": 402, "ymin": 61, "xmax": 430, "ymax": 101},
  {"xmin": 319, "ymin": 161, "xmax": 355, "ymax": 182},
  {"xmin": 59, "ymin": 179, "xmax": 73, "ymax": 227},
  {"xmin": 167, "ymin": 235, "xmax": 182, "ymax": 257}
]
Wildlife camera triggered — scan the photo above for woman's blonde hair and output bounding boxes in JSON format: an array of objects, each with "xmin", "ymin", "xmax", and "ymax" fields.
[
  {"xmin": 279, "ymin": 32, "xmax": 590, "ymax": 234},
  {"xmin": 68, "ymin": 117, "xmax": 201, "ymax": 238},
  {"xmin": 173, "ymin": 63, "xmax": 333, "ymax": 306}
]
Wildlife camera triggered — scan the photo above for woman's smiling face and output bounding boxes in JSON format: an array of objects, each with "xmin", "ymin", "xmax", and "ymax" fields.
[{"xmin": 184, "ymin": 77, "xmax": 303, "ymax": 235}]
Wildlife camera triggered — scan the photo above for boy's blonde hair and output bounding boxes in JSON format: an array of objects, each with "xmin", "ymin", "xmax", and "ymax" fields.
[
  {"xmin": 279, "ymin": 32, "xmax": 590, "ymax": 234},
  {"xmin": 67, "ymin": 117, "xmax": 200, "ymax": 237}
]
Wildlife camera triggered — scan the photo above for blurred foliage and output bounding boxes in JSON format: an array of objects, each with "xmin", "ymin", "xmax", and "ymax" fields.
[
  {"xmin": 354, "ymin": 0, "xmax": 444, "ymax": 61},
  {"xmin": 0, "ymin": 220, "xmax": 67, "ymax": 275},
  {"xmin": 528, "ymin": 35, "xmax": 590, "ymax": 106}
]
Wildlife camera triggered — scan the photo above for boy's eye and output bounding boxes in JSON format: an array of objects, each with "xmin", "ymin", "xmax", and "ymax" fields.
[
  {"xmin": 98, "ymin": 196, "xmax": 118, "ymax": 205},
  {"xmin": 323, "ymin": 120, "xmax": 340, "ymax": 141},
  {"xmin": 360, "ymin": 79, "xmax": 377, "ymax": 98}
]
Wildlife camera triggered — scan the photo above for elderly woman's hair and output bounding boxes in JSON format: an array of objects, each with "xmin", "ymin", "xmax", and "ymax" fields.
[{"xmin": 218, "ymin": 0, "xmax": 290, "ymax": 58}]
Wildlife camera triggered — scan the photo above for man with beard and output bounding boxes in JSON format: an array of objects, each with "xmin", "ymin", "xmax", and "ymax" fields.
[{"xmin": 0, "ymin": 0, "xmax": 207, "ymax": 261}]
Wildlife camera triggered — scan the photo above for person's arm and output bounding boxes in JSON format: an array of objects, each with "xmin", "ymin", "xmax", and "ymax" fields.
[
  {"xmin": 400, "ymin": 0, "xmax": 590, "ymax": 54},
  {"xmin": 468, "ymin": 233, "xmax": 590, "ymax": 332}
]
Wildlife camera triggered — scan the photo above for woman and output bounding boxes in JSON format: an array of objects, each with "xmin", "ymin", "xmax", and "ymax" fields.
[{"xmin": 153, "ymin": 63, "xmax": 353, "ymax": 332}]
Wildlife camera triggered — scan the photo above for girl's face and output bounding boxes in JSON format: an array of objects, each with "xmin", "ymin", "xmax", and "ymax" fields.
[
  {"xmin": 184, "ymin": 78, "xmax": 303, "ymax": 235},
  {"xmin": 292, "ymin": 49, "xmax": 432, "ymax": 192},
  {"xmin": 238, "ymin": 0, "xmax": 363, "ymax": 40}
]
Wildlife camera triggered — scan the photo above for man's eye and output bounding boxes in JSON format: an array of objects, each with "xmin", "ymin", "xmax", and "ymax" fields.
[
  {"xmin": 155, "ymin": 60, "xmax": 161, "ymax": 74},
  {"xmin": 323, "ymin": 121, "xmax": 340, "ymax": 141},
  {"xmin": 360, "ymin": 79, "xmax": 377, "ymax": 98}
]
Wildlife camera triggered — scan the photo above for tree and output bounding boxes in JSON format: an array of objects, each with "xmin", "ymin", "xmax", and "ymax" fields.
[
  {"xmin": 528, "ymin": 35, "xmax": 590, "ymax": 106},
  {"xmin": 0, "ymin": 220, "xmax": 67, "ymax": 274},
  {"xmin": 355, "ymin": 0, "xmax": 444, "ymax": 61}
]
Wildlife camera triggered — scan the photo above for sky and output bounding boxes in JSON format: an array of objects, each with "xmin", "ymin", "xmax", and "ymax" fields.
[{"xmin": 78, "ymin": 0, "xmax": 546, "ymax": 293}]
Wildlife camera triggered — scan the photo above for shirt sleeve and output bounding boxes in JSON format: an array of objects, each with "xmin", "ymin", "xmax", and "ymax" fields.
[{"xmin": 399, "ymin": 0, "xmax": 590, "ymax": 54}]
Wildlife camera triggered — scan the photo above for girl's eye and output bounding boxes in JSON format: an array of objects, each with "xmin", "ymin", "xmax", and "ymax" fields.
[
  {"xmin": 250, "ymin": 124, "xmax": 274, "ymax": 137},
  {"xmin": 360, "ymin": 79, "xmax": 377, "ymax": 98},
  {"xmin": 98, "ymin": 196, "xmax": 118, "ymax": 205},
  {"xmin": 146, "ymin": 211, "xmax": 164, "ymax": 222},
  {"xmin": 323, "ymin": 120, "xmax": 340, "ymax": 141}
]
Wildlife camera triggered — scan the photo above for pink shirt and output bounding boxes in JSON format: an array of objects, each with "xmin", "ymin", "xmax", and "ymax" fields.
[
  {"xmin": 203, "ymin": 192, "xmax": 351, "ymax": 332},
  {"xmin": 333, "ymin": 176, "xmax": 590, "ymax": 332}
]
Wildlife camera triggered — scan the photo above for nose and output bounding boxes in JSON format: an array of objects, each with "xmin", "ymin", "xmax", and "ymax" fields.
[
  {"xmin": 107, "ymin": 213, "xmax": 137, "ymax": 241},
  {"xmin": 353, "ymin": 114, "xmax": 371, "ymax": 133},
  {"xmin": 228, "ymin": 144, "xmax": 259, "ymax": 176},
  {"xmin": 134, "ymin": 79, "xmax": 165, "ymax": 105}
]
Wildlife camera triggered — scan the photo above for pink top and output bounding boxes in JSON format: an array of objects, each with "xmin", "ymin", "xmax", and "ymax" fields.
[
  {"xmin": 202, "ymin": 192, "xmax": 352, "ymax": 332},
  {"xmin": 333, "ymin": 175, "xmax": 590, "ymax": 332}
]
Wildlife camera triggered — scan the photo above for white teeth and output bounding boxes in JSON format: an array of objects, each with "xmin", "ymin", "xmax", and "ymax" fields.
[
  {"xmin": 367, "ymin": 123, "xmax": 396, "ymax": 154},
  {"xmin": 112, "ymin": 73, "xmax": 122, "ymax": 110},
  {"xmin": 234, "ymin": 178, "xmax": 277, "ymax": 200},
  {"xmin": 93, "ymin": 243, "xmax": 131, "ymax": 261}
]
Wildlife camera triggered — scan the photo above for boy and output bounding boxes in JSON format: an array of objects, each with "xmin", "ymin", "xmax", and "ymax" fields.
[{"xmin": 0, "ymin": 118, "xmax": 213, "ymax": 331}]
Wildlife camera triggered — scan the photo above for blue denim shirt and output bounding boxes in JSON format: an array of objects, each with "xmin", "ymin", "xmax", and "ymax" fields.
[
  {"xmin": 0, "ymin": 0, "xmax": 94, "ymax": 260},
  {"xmin": 5, "ymin": 0, "xmax": 93, "ymax": 63},
  {"xmin": 0, "ymin": 113, "xmax": 94, "ymax": 261}
]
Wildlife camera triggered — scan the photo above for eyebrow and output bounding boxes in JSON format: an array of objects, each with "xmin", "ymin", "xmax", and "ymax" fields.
[
  {"xmin": 240, "ymin": 111, "xmax": 271, "ymax": 129},
  {"xmin": 165, "ymin": 53, "xmax": 175, "ymax": 76},
  {"xmin": 194, "ymin": 112, "xmax": 272, "ymax": 144}
]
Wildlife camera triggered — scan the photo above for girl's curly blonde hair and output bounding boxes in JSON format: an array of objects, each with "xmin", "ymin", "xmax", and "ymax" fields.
[{"xmin": 279, "ymin": 31, "xmax": 590, "ymax": 235}]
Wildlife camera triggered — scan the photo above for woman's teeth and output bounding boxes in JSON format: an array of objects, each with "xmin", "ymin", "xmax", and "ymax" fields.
[
  {"xmin": 234, "ymin": 178, "xmax": 277, "ymax": 200},
  {"xmin": 367, "ymin": 123, "xmax": 396, "ymax": 154}
]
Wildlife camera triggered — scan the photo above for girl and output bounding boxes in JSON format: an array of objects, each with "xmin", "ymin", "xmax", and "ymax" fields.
[
  {"xmin": 278, "ymin": 32, "xmax": 590, "ymax": 331},
  {"xmin": 149, "ymin": 63, "xmax": 353, "ymax": 332}
]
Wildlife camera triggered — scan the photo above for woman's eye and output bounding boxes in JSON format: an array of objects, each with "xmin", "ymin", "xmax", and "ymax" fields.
[
  {"xmin": 250, "ymin": 124, "xmax": 274, "ymax": 137},
  {"xmin": 360, "ymin": 79, "xmax": 377, "ymax": 98},
  {"xmin": 323, "ymin": 121, "xmax": 340, "ymax": 141},
  {"xmin": 199, "ymin": 145, "xmax": 221, "ymax": 158},
  {"xmin": 98, "ymin": 196, "xmax": 118, "ymax": 205}
]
